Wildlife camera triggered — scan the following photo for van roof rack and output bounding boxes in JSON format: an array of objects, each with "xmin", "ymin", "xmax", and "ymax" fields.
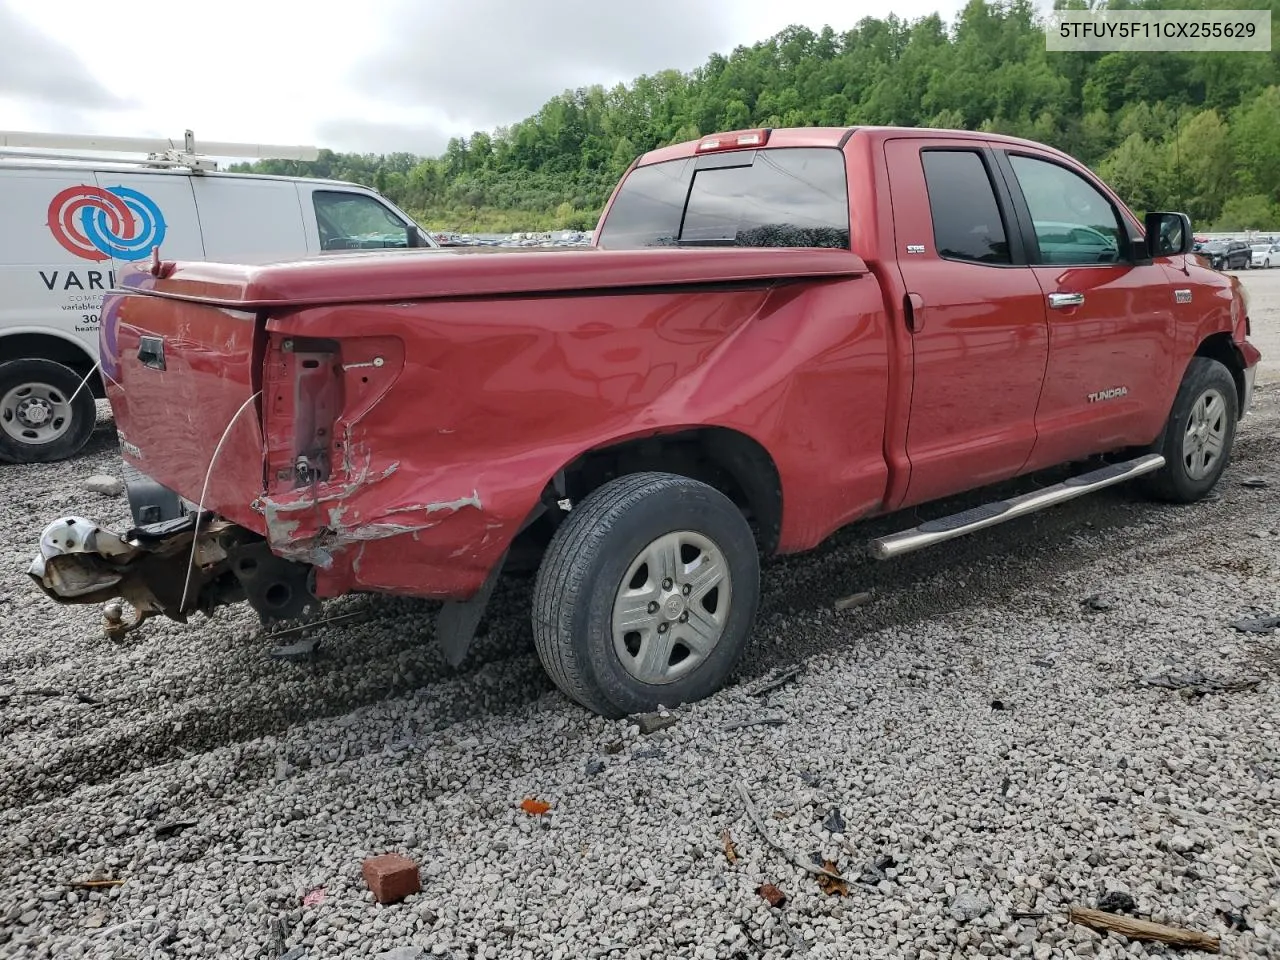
[{"xmin": 0, "ymin": 129, "xmax": 319, "ymax": 173}]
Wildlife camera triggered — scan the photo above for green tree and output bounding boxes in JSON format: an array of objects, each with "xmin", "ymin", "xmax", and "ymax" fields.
[
  {"xmin": 1162, "ymin": 110, "xmax": 1236, "ymax": 223},
  {"xmin": 1230, "ymin": 86, "xmax": 1280, "ymax": 198},
  {"xmin": 1098, "ymin": 133, "xmax": 1162, "ymax": 213},
  {"xmin": 1214, "ymin": 195, "xmax": 1280, "ymax": 231}
]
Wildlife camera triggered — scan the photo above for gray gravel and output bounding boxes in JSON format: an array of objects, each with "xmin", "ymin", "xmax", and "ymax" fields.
[
  {"xmin": 1239, "ymin": 268, "xmax": 1280, "ymax": 385},
  {"xmin": 2, "ymin": 275, "xmax": 1279, "ymax": 959}
]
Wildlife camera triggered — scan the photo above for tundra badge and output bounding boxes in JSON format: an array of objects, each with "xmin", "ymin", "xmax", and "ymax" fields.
[{"xmin": 1087, "ymin": 386, "xmax": 1128, "ymax": 403}]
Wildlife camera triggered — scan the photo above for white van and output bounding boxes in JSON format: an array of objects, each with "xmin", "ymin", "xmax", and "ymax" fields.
[{"xmin": 0, "ymin": 130, "xmax": 436, "ymax": 464}]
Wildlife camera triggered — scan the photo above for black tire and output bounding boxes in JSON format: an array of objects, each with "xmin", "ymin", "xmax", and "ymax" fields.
[
  {"xmin": 532, "ymin": 471, "xmax": 760, "ymax": 718},
  {"xmin": 1142, "ymin": 357, "xmax": 1238, "ymax": 503},
  {"xmin": 0, "ymin": 358, "xmax": 97, "ymax": 465}
]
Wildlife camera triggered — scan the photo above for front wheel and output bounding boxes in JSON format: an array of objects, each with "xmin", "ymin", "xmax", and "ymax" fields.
[
  {"xmin": 1142, "ymin": 357, "xmax": 1238, "ymax": 503},
  {"xmin": 0, "ymin": 358, "xmax": 97, "ymax": 465},
  {"xmin": 532, "ymin": 472, "xmax": 760, "ymax": 718}
]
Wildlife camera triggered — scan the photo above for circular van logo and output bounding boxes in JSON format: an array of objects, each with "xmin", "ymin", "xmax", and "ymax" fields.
[{"xmin": 47, "ymin": 184, "xmax": 167, "ymax": 262}]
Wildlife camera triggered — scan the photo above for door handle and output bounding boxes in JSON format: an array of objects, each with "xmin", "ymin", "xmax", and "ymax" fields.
[
  {"xmin": 904, "ymin": 292, "xmax": 925, "ymax": 332},
  {"xmin": 137, "ymin": 335, "xmax": 166, "ymax": 370},
  {"xmin": 1048, "ymin": 292, "xmax": 1085, "ymax": 309}
]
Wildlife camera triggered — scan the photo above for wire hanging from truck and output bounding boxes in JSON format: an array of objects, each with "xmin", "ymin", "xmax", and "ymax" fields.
[{"xmin": 178, "ymin": 390, "xmax": 263, "ymax": 613}]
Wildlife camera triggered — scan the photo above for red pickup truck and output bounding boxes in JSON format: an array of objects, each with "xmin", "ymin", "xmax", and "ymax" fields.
[{"xmin": 30, "ymin": 125, "xmax": 1260, "ymax": 719}]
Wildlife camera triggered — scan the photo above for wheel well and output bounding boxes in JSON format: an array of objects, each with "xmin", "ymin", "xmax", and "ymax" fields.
[
  {"xmin": 551, "ymin": 427, "xmax": 783, "ymax": 556},
  {"xmin": 0, "ymin": 334, "xmax": 103, "ymax": 399},
  {"xmin": 1194, "ymin": 333, "xmax": 1246, "ymax": 416}
]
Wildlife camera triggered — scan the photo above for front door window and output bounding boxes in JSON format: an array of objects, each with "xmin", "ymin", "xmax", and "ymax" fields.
[{"xmin": 313, "ymin": 191, "xmax": 414, "ymax": 250}]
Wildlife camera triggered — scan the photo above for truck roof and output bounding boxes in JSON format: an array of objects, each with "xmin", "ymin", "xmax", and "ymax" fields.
[{"xmin": 637, "ymin": 125, "xmax": 1078, "ymax": 166}]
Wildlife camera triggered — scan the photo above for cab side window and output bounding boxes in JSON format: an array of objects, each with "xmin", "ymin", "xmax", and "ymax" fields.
[
  {"xmin": 1007, "ymin": 155, "xmax": 1123, "ymax": 266},
  {"xmin": 920, "ymin": 150, "xmax": 1012, "ymax": 265},
  {"xmin": 313, "ymin": 191, "xmax": 413, "ymax": 250}
]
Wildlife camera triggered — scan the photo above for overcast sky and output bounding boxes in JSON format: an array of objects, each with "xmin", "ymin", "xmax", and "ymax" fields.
[{"xmin": 0, "ymin": 0, "xmax": 1035, "ymax": 159}]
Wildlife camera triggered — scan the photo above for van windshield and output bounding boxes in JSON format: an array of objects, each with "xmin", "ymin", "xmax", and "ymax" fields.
[{"xmin": 596, "ymin": 147, "xmax": 850, "ymax": 250}]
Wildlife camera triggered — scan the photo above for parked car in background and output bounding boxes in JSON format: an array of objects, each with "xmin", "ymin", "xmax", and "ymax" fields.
[
  {"xmin": 1194, "ymin": 238, "xmax": 1252, "ymax": 271},
  {"xmin": 1251, "ymin": 240, "xmax": 1280, "ymax": 268}
]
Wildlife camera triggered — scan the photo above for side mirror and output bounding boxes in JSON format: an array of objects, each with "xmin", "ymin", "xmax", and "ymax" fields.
[{"xmin": 1144, "ymin": 211, "xmax": 1193, "ymax": 257}]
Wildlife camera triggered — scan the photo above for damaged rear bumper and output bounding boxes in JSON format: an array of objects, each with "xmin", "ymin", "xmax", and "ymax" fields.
[
  {"xmin": 28, "ymin": 486, "xmax": 515, "ymax": 663},
  {"xmin": 28, "ymin": 511, "xmax": 321, "ymax": 638},
  {"xmin": 29, "ymin": 464, "xmax": 527, "ymax": 663}
]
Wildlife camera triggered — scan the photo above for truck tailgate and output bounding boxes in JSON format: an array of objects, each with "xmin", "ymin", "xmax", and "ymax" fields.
[{"xmin": 102, "ymin": 288, "xmax": 267, "ymax": 532}]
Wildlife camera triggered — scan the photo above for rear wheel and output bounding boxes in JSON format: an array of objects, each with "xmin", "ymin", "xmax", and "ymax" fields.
[
  {"xmin": 532, "ymin": 471, "xmax": 760, "ymax": 718},
  {"xmin": 1142, "ymin": 357, "xmax": 1238, "ymax": 503},
  {"xmin": 0, "ymin": 358, "xmax": 97, "ymax": 465}
]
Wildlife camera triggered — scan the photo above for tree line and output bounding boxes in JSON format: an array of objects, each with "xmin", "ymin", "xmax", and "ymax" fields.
[{"xmin": 232, "ymin": 0, "xmax": 1280, "ymax": 233}]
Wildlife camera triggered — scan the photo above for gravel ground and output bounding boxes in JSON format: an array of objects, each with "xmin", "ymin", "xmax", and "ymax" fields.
[
  {"xmin": 2, "ymin": 273, "xmax": 1279, "ymax": 959},
  {"xmin": 1240, "ymin": 268, "xmax": 1280, "ymax": 383}
]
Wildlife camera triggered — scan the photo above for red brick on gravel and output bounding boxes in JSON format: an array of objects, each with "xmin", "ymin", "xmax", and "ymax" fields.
[{"xmin": 362, "ymin": 853, "xmax": 421, "ymax": 904}]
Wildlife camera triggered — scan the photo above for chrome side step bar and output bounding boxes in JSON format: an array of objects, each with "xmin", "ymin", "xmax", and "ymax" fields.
[{"xmin": 869, "ymin": 453, "xmax": 1166, "ymax": 560}]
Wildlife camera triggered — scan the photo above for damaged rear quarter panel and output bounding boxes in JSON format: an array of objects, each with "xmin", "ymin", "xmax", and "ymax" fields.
[{"xmin": 262, "ymin": 276, "xmax": 889, "ymax": 601}]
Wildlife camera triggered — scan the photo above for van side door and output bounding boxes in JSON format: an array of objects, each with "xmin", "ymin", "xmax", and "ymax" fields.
[
  {"xmin": 883, "ymin": 137, "xmax": 1049, "ymax": 508},
  {"xmin": 191, "ymin": 176, "xmax": 308, "ymax": 262},
  {"xmin": 990, "ymin": 148, "xmax": 1175, "ymax": 470}
]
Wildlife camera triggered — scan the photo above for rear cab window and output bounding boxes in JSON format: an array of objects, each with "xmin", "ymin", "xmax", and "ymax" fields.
[{"xmin": 596, "ymin": 147, "xmax": 850, "ymax": 250}]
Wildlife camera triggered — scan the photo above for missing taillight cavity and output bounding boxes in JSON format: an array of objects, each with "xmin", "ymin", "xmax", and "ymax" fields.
[{"xmin": 264, "ymin": 336, "xmax": 343, "ymax": 492}]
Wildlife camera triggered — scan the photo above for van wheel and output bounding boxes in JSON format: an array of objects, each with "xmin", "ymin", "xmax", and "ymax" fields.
[
  {"xmin": 0, "ymin": 359, "xmax": 97, "ymax": 465},
  {"xmin": 1142, "ymin": 357, "xmax": 1238, "ymax": 503},
  {"xmin": 532, "ymin": 472, "xmax": 760, "ymax": 718}
]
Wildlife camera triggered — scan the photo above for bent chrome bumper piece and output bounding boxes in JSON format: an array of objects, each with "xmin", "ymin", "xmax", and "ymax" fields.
[{"xmin": 28, "ymin": 513, "xmax": 319, "ymax": 639}]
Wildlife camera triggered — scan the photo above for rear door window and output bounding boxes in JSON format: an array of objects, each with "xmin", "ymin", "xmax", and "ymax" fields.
[
  {"xmin": 919, "ymin": 150, "xmax": 1012, "ymax": 265},
  {"xmin": 596, "ymin": 147, "xmax": 849, "ymax": 250}
]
